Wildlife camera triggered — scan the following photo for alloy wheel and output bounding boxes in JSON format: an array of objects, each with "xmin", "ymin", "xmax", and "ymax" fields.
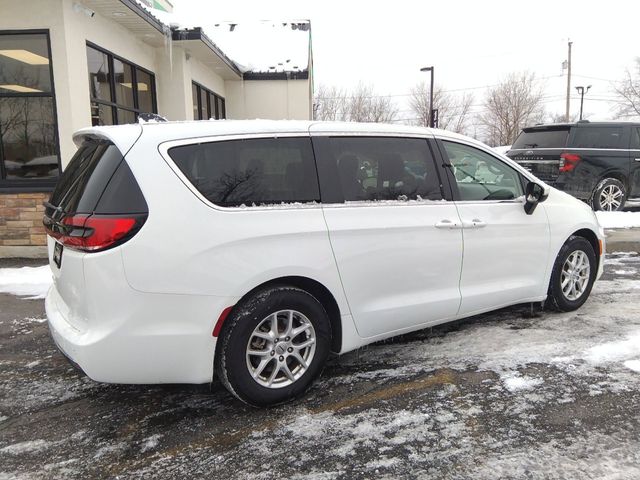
[
  {"xmin": 561, "ymin": 250, "xmax": 591, "ymax": 301},
  {"xmin": 246, "ymin": 310, "xmax": 317, "ymax": 389},
  {"xmin": 599, "ymin": 184, "xmax": 623, "ymax": 211}
]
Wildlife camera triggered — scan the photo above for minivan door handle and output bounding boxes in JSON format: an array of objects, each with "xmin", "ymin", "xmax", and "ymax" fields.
[
  {"xmin": 635, "ymin": 158, "xmax": 640, "ymax": 162},
  {"xmin": 462, "ymin": 219, "xmax": 487, "ymax": 229},
  {"xmin": 435, "ymin": 219, "xmax": 462, "ymax": 229}
]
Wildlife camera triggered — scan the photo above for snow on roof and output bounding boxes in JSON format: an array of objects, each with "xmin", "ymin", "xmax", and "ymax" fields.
[
  {"xmin": 134, "ymin": 1, "xmax": 310, "ymax": 74},
  {"xmin": 205, "ymin": 21, "xmax": 310, "ymax": 74}
]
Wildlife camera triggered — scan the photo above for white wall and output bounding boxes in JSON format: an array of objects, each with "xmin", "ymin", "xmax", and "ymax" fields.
[{"xmin": 225, "ymin": 79, "xmax": 312, "ymax": 120}]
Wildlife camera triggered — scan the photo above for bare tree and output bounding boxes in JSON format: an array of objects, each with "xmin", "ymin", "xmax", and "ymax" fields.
[
  {"xmin": 478, "ymin": 72, "xmax": 546, "ymax": 146},
  {"xmin": 548, "ymin": 111, "xmax": 578, "ymax": 123},
  {"xmin": 313, "ymin": 83, "xmax": 397, "ymax": 123},
  {"xmin": 612, "ymin": 58, "xmax": 640, "ymax": 119},
  {"xmin": 313, "ymin": 85, "xmax": 348, "ymax": 121},
  {"xmin": 408, "ymin": 82, "xmax": 475, "ymax": 134}
]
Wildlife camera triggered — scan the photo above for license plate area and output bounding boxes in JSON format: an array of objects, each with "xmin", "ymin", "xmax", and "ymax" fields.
[{"xmin": 53, "ymin": 241, "xmax": 63, "ymax": 269}]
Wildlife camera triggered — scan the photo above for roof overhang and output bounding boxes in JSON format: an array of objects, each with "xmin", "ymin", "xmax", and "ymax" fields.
[
  {"xmin": 171, "ymin": 28, "xmax": 242, "ymax": 80},
  {"xmin": 83, "ymin": 0, "xmax": 169, "ymax": 47}
]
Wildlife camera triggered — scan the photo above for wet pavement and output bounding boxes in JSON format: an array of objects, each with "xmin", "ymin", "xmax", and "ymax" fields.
[{"xmin": 1, "ymin": 253, "xmax": 640, "ymax": 479}]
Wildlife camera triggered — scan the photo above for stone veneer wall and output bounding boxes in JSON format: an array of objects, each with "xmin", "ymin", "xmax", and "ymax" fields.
[{"xmin": 0, "ymin": 193, "xmax": 48, "ymax": 247}]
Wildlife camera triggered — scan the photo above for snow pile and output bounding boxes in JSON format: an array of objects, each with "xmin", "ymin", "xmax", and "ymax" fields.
[
  {"xmin": 502, "ymin": 375, "xmax": 543, "ymax": 392},
  {"xmin": 596, "ymin": 211, "xmax": 640, "ymax": 229},
  {"xmin": 0, "ymin": 265, "xmax": 51, "ymax": 299}
]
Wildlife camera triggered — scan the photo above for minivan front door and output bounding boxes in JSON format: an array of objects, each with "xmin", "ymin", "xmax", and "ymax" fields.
[
  {"xmin": 439, "ymin": 140, "xmax": 551, "ymax": 316},
  {"xmin": 312, "ymin": 134, "xmax": 463, "ymax": 338}
]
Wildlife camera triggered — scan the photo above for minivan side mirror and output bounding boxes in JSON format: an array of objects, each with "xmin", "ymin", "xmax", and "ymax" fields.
[{"xmin": 524, "ymin": 181, "xmax": 549, "ymax": 215}]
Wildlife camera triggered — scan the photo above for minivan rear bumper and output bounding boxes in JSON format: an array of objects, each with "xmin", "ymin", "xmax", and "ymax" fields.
[{"xmin": 45, "ymin": 270, "xmax": 237, "ymax": 385}]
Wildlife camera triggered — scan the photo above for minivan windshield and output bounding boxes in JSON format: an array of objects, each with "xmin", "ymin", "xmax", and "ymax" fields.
[{"xmin": 512, "ymin": 127, "xmax": 570, "ymax": 149}]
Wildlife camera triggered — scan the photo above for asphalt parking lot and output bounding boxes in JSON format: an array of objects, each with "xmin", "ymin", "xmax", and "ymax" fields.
[{"xmin": 1, "ymin": 252, "xmax": 640, "ymax": 479}]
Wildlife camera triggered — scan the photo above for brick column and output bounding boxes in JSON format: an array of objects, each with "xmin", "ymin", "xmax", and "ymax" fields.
[{"xmin": 0, "ymin": 193, "xmax": 49, "ymax": 247}]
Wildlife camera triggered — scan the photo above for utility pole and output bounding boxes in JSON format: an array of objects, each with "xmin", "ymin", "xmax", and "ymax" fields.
[{"xmin": 565, "ymin": 41, "xmax": 572, "ymax": 122}]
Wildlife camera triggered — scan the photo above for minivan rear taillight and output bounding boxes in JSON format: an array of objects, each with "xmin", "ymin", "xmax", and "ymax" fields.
[
  {"xmin": 44, "ymin": 214, "xmax": 146, "ymax": 252},
  {"xmin": 559, "ymin": 153, "xmax": 581, "ymax": 173}
]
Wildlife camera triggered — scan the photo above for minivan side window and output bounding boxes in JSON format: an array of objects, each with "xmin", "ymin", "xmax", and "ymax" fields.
[
  {"xmin": 571, "ymin": 127, "xmax": 624, "ymax": 149},
  {"xmin": 168, "ymin": 137, "xmax": 320, "ymax": 207},
  {"xmin": 320, "ymin": 137, "xmax": 443, "ymax": 202},
  {"xmin": 442, "ymin": 141, "xmax": 523, "ymax": 201}
]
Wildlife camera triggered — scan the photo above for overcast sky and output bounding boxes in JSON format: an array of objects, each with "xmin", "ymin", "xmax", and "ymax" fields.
[{"xmin": 177, "ymin": 0, "xmax": 639, "ymax": 124}]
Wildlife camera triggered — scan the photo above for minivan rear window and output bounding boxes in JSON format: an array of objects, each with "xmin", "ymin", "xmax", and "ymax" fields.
[
  {"xmin": 570, "ymin": 127, "xmax": 624, "ymax": 149},
  {"xmin": 168, "ymin": 137, "xmax": 320, "ymax": 207},
  {"xmin": 512, "ymin": 128, "xmax": 570, "ymax": 149},
  {"xmin": 49, "ymin": 140, "xmax": 124, "ymax": 214}
]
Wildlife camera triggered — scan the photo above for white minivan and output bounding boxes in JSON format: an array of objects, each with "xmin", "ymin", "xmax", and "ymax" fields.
[{"xmin": 44, "ymin": 120, "xmax": 604, "ymax": 406}]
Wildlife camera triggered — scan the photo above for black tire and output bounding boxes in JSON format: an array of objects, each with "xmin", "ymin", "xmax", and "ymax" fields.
[
  {"xmin": 546, "ymin": 236, "xmax": 597, "ymax": 312},
  {"xmin": 215, "ymin": 286, "xmax": 331, "ymax": 407},
  {"xmin": 591, "ymin": 178, "xmax": 626, "ymax": 211}
]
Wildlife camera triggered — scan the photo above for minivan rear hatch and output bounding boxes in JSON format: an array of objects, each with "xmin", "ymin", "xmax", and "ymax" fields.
[
  {"xmin": 508, "ymin": 125, "xmax": 571, "ymax": 184},
  {"xmin": 44, "ymin": 137, "xmax": 148, "ymax": 331}
]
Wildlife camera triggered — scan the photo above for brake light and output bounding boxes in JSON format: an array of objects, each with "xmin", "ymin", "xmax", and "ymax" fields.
[
  {"xmin": 560, "ymin": 153, "xmax": 581, "ymax": 173},
  {"xmin": 45, "ymin": 214, "xmax": 144, "ymax": 252}
]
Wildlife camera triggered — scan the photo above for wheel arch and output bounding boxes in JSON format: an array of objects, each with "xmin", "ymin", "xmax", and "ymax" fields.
[
  {"xmin": 570, "ymin": 227, "xmax": 601, "ymax": 272},
  {"xmin": 221, "ymin": 276, "xmax": 343, "ymax": 354},
  {"xmin": 595, "ymin": 172, "xmax": 629, "ymax": 191}
]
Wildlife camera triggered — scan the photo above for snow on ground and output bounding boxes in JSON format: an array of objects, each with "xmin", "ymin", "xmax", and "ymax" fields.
[
  {"xmin": 1, "ymin": 253, "xmax": 640, "ymax": 479},
  {"xmin": 596, "ymin": 211, "xmax": 640, "ymax": 229},
  {"xmin": 0, "ymin": 265, "xmax": 51, "ymax": 299}
]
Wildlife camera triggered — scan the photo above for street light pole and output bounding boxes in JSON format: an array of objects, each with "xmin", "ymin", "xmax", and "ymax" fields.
[
  {"xmin": 575, "ymin": 85, "xmax": 591, "ymax": 120},
  {"xmin": 420, "ymin": 66, "xmax": 435, "ymax": 127}
]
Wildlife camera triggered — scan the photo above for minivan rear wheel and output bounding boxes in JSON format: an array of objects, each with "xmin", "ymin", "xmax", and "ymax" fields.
[
  {"xmin": 546, "ymin": 236, "xmax": 597, "ymax": 312},
  {"xmin": 216, "ymin": 286, "xmax": 331, "ymax": 407},
  {"xmin": 591, "ymin": 178, "xmax": 626, "ymax": 211}
]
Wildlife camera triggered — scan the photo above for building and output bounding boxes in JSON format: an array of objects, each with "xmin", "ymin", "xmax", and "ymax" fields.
[{"xmin": 0, "ymin": 0, "xmax": 313, "ymax": 256}]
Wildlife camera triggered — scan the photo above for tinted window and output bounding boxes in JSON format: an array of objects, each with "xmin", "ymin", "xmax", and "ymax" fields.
[
  {"xmin": 512, "ymin": 128, "xmax": 570, "ymax": 149},
  {"xmin": 631, "ymin": 127, "xmax": 640, "ymax": 150},
  {"xmin": 168, "ymin": 137, "xmax": 320, "ymax": 207},
  {"xmin": 571, "ymin": 127, "xmax": 624, "ymax": 149},
  {"xmin": 320, "ymin": 137, "xmax": 442, "ymax": 202},
  {"xmin": 94, "ymin": 160, "xmax": 147, "ymax": 214},
  {"xmin": 443, "ymin": 141, "xmax": 523, "ymax": 201},
  {"xmin": 49, "ymin": 141, "xmax": 123, "ymax": 214}
]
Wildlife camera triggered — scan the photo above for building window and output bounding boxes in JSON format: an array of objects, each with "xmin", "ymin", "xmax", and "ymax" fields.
[
  {"xmin": 86, "ymin": 43, "xmax": 157, "ymax": 126},
  {"xmin": 0, "ymin": 30, "xmax": 60, "ymax": 189},
  {"xmin": 192, "ymin": 82, "xmax": 225, "ymax": 120}
]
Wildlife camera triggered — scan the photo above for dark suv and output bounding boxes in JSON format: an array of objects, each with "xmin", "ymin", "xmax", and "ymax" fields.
[{"xmin": 507, "ymin": 121, "xmax": 640, "ymax": 211}]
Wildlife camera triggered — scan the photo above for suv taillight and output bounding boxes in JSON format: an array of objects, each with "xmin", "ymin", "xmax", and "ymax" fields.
[
  {"xmin": 44, "ymin": 214, "xmax": 146, "ymax": 252},
  {"xmin": 559, "ymin": 153, "xmax": 581, "ymax": 173}
]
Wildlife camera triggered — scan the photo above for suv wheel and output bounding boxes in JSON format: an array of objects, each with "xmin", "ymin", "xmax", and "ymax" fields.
[
  {"xmin": 591, "ymin": 178, "xmax": 626, "ymax": 211},
  {"xmin": 546, "ymin": 236, "xmax": 597, "ymax": 312},
  {"xmin": 216, "ymin": 286, "xmax": 331, "ymax": 407}
]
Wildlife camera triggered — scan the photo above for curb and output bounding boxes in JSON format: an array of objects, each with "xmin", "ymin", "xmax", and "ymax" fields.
[{"xmin": 605, "ymin": 228, "xmax": 639, "ymax": 253}]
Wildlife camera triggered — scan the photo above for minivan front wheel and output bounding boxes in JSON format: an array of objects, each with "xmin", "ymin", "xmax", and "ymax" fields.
[
  {"xmin": 591, "ymin": 178, "xmax": 626, "ymax": 211},
  {"xmin": 216, "ymin": 286, "xmax": 331, "ymax": 406},
  {"xmin": 546, "ymin": 236, "xmax": 597, "ymax": 312}
]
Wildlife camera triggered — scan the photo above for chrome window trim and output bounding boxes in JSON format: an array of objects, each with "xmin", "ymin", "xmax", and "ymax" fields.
[{"xmin": 158, "ymin": 132, "xmax": 322, "ymax": 213}]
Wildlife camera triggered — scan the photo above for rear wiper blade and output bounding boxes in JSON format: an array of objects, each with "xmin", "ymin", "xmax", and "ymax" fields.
[
  {"xmin": 43, "ymin": 201, "xmax": 65, "ymax": 214},
  {"xmin": 524, "ymin": 143, "xmax": 538, "ymax": 148}
]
